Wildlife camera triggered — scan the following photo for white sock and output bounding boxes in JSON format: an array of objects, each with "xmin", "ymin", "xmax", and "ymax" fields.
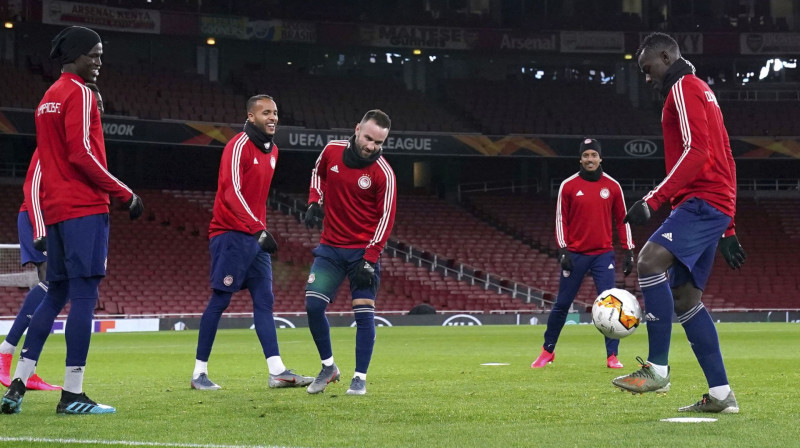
[
  {"xmin": 63, "ymin": 365, "xmax": 85, "ymax": 394},
  {"xmin": 12, "ymin": 357, "xmax": 36, "ymax": 383},
  {"xmin": 266, "ymin": 356, "xmax": 286, "ymax": 375},
  {"xmin": 193, "ymin": 360, "xmax": 208, "ymax": 379},
  {"xmin": 354, "ymin": 372, "xmax": 366, "ymax": 381},
  {"xmin": 648, "ymin": 362, "xmax": 669, "ymax": 378},
  {"xmin": 0, "ymin": 340, "xmax": 15, "ymax": 354},
  {"xmin": 709, "ymin": 385, "xmax": 731, "ymax": 400},
  {"xmin": 321, "ymin": 356, "xmax": 334, "ymax": 367}
]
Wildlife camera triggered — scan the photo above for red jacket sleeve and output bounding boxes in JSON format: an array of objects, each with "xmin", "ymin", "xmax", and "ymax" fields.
[
  {"xmin": 23, "ymin": 150, "xmax": 46, "ymax": 240},
  {"xmin": 63, "ymin": 84, "xmax": 133, "ymax": 201},
  {"xmin": 611, "ymin": 181, "xmax": 634, "ymax": 250},
  {"xmin": 643, "ymin": 80, "xmax": 710, "ymax": 211},
  {"xmin": 220, "ymin": 139, "xmax": 265, "ymax": 233},
  {"xmin": 363, "ymin": 158, "xmax": 397, "ymax": 263},
  {"xmin": 308, "ymin": 147, "xmax": 328, "ymax": 205},
  {"xmin": 723, "ymin": 132, "xmax": 737, "ymax": 237},
  {"xmin": 555, "ymin": 179, "xmax": 569, "ymax": 249}
]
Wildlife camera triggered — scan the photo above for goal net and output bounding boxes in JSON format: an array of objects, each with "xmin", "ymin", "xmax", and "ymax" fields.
[{"xmin": 0, "ymin": 244, "xmax": 38, "ymax": 288}]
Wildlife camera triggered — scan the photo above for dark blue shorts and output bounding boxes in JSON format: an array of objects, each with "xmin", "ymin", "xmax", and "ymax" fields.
[
  {"xmin": 648, "ymin": 198, "xmax": 731, "ymax": 291},
  {"xmin": 46, "ymin": 213, "xmax": 109, "ymax": 282},
  {"xmin": 18, "ymin": 211, "xmax": 46, "ymax": 266},
  {"xmin": 209, "ymin": 231, "xmax": 272, "ymax": 292},
  {"xmin": 305, "ymin": 244, "xmax": 381, "ymax": 303},
  {"xmin": 556, "ymin": 250, "xmax": 616, "ymax": 302}
]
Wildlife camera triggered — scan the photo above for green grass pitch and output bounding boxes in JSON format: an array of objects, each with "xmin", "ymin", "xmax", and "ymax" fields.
[{"xmin": 1, "ymin": 322, "xmax": 798, "ymax": 447}]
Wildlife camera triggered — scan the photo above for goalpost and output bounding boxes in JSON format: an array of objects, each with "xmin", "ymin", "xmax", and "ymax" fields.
[{"xmin": 0, "ymin": 243, "xmax": 38, "ymax": 288}]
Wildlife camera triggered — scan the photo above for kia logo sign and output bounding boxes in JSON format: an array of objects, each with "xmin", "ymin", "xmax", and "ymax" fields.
[
  {"xmin": 624, "ymin": 140, "xmax": 658, "ymax": 157},
  {"xmin": 442, "ymin": 314, "xmax": 482, "ymax": 326}
]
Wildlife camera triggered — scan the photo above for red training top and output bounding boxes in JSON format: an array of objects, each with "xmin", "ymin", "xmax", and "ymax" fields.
[
  {"xmin": 35, "ymin": 72, "xmax": 132, "ymax": 225},
  {"xmin": 308, "ymin": 140, "xmax": 396, "ymax": 263},
  {"xmin": 556, "ymin": 172, "xmax": 634, "ymax": 255},
  {"xmin": 19, "ymin": 149, "xmax": 46, "ymax": 240},
  {"xmin": 209, "ymin": 132, "xmax": 279, "ymax": 239},
  {"xmin": 643, "ymin": 73, "xmax": 737, "ymax": 236}
]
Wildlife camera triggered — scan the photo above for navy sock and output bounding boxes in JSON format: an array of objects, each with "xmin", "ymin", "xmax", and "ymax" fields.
[
  {"xmin": 22, "ymin": 280, "xmax": 68, "ymax": 362},
  {"xmin": 639, "ymin": 273, "xmax": 673, "ymax": 366},
  {"xmin": 542, "ymin": 302, "xmax": 569, "ymax": 353},
  {"xmin": 5, "ymin": 282, "xmax": 48, "ymax": 346},
  {"xmin": 305, "ymin": 295, "xmax": 332, "ymax": 360},
  {"xmin": 604, "ymin": 336, "xmax": 620, "ymax": 358},
  {"xmin": 353, "ymin": 304, "xmax": 375, "ymax": 374},
  {"xmin": 249, "ymin": 278, "xmax": 279, "ymax": 359},
  {"xmin": 196, "ymin": 289, "xmax": 232, "ymax": 362},
  {"xmin": 65, "ymin": 297, "xmax": 97, "ymax": 366},
  {"xmin": 64, "ymin": 277, "xmax": 101, "ymax": 366},
  {"xmin": 679, "ymin": 303, "xmax": 729, "ymax": 388}
]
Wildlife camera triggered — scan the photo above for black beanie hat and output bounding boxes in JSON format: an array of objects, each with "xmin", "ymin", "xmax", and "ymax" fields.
[
  {"xmin": 50, "ymin": 26, "xmax": 101, "ymax": 65},
  {"xmin": 579, "ymin": 138, "xmax": 601, "ymax": 157}
]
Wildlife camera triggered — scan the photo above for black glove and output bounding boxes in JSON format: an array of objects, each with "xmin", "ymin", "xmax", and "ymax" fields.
[
  {"xmin": 719, "ymin": 235, "xmax": 746, "ymax": 269},
  {"xmin": 126, "ymin": 193, "xmax": 144, "ymax": 220},
  {"xmin": 558, "ymin": 248, "xmax": 573, "ymax": 272},
  {"xmin": 624, "ymin": 199, "xmax": 654, "ymax": 225},
  {"xmin": 353, "ymin": 258, "xmax": 376, "ymax": 288},
  {"xmin": 623, "ymin": 249, "xmax": 634, "ymax": 277},
  {"xmin": 33, "ymin": 236, "xmax": 46, "ymax": 252},
  {"xmin": 254, "ymin": 230, "xmax": 278, "ymax": 254},
  {"xmin": 304, "ymin": 202, "xmax": 324, "ymax": 229}
]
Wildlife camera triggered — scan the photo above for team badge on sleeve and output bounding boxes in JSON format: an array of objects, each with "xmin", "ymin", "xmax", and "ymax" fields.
[
  {"xmin": 223, "ymin": 275, "xmax": 234, "ymax": 287},
  {"xmin": 358, "ymin": 175, "xmax": 372, "ymax": 189},
  {"xmin": 307, "ymin": 273, "xmax": 316, "ymax": 284}
]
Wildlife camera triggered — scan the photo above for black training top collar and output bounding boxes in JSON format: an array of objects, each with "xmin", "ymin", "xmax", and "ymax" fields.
[
  {"xmin": 342, "ymin": 135, "xmax": 382, "ymax": 169},
  {"xmin": 579, "ymin": 164, "xmax": 603, "ymax": 182},
  {"xmin": 660, "ymin": 57, "xmax": 696, "ymax": 96},
  {"xmin": 244, "ymin": 120, "xmax": 274, "ymax": 153}
]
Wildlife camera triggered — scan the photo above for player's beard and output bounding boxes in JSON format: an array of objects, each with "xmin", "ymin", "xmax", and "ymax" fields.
[{"xmin": 343, "ymin": 135, "xmax": 381, "ymax": 168}]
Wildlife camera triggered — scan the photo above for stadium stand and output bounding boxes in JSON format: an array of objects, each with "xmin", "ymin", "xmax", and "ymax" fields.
[
  {"xmin": 720, "ymin": 100, "xmax": 800, "ymax": 137},
  {"xmin": 1, "ymin": 59, "xmax": 477, "ymax": 132},
  {"xmin": 461, "ymin": 191, "xmax": 800, "ymax": 310},
  {"xmin": 229, "ymin": 71, "xmax": 476, "ymax": 132},
  {"xmin": 442, "ymin": 79, "xmax": 663, "ymax": 136},
  {"xmin": 0, "ymin": 187, "xmax": 541, "ymax": 318},
  {"xmin": 101, "ymin": 66, "xmax": 246, "ymax": 124},
  {"xmin": 0, "ymin": 61, "xmax": 51, "ymax": 110},
  {"xmin": 2, "ymin": 184, "xmax": 798, "ymax": 315},
  {"xmin": 5, "ymin": 56, "xmax": 800, "ymax": 138}
]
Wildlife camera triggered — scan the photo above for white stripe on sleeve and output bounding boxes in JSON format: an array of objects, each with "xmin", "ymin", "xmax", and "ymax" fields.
[
  {"xmin": 366, "ymin": 157, "xmax": 396, "ymax": 252},
  {"xmin": 230, "ymin": 134, "xmax": 261, "ymax": 224}
]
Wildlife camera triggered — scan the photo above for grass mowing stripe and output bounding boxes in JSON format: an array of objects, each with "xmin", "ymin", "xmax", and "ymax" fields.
[
  {"xmin": 1, "ymin": 323, "xmax": 797, "ymax": 448},
  {"xmin": 0, "ymin": 437, "xmax": 309, "ymax": 448}
]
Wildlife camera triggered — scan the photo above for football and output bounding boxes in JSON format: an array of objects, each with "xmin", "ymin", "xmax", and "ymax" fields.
[{"xmin": 592, "ymin": 288, "xmax": 642, "ymax": 339}]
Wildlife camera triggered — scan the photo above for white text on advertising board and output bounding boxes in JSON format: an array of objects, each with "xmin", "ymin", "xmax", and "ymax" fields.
[
  {"xmin": 288, "ymin": 133, "xmax": 432, "ymax": 151},
  {"xmin": 384, "ymin": 137, "xmax": 432, "ymax": 151},
  {"xmin": 102, "ymin": 123, "xmax": 135, "ymax": 136},
  {"xmin": 500, "ymin": 34, "xmax": 556, "ymax": 51},
  {"xmin": 377, "ymin": 26, "xmax": 464, "ymax": 48},
  {"xmin": 288, "ymin": 133, "xmax": 351, "ymax": 147}
]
